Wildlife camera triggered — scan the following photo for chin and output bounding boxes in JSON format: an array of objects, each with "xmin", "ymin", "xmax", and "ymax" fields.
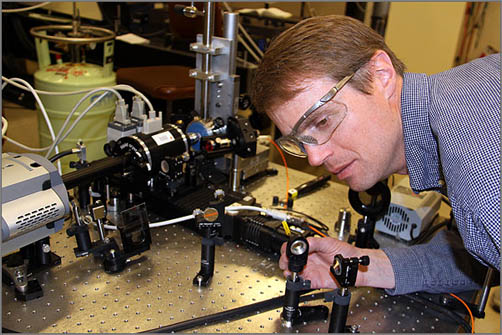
[
  {"xmin": 347, "ymin": 183, "xmax": 367, "ymax": 192},
  {"xmin": 346, "ymin": 177, "xmax": 378, "ymax": 192}
]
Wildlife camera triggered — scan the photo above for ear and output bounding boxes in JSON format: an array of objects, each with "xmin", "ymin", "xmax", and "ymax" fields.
[{"xmin": 370, "ymin": 50, "xmax": 397, "ymax": 100}]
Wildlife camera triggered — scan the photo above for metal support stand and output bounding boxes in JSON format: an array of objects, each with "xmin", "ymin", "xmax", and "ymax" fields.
[
  {"xmin": 67, "ymin": 201, "xmax": 93, "ymax": 257},
  {"xmin": 189, "ymin": 1, "xmax": 241, "ymax": 121},
  {"xmin": 193, "ymin": 190, "xmax": 226, "ymax": 287},
  {"xmin": 326, "ymin": 254, "xmax": 370, "ymax": 333},
  {"xmin": 66, "ymin": 201, "xmax": 152, "ymax": 274},
  {"xmin": 475, "ymin": 267, "xmax": 495, "ymax": 317},
  {"xmin": 327, "ymin": 288, "xmax": 353, "ymax": 333},
  {"xmin": 347, "ymin": 181, "xmax": 391, "ymax": 249},
  {"xmin": 439, "ymin": 267, "xmax": 497, "ymax": 318},
  {"xmin": 281, "ymin": 237, "xmax": 329, "ymax": 328},
  {"xmin": 2, "ymin": 237, "xmax": 61, "ymax": 301},
  {"xmin": 230, "ymin": 153, "xmax": 241, "ymax": 192}
]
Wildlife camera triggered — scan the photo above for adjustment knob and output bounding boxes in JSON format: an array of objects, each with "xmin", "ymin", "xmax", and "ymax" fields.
[
  {"xmin": 359, "ymin": 255, "xmax": 370, "ymax": 266},
  {"xmin": 286, "ymin": 237, "xmax": 309, "ymax": 274}
]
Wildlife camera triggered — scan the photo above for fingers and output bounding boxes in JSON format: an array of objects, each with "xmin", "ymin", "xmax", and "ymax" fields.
[
  {"xmin": 301, "ymin": 254, "xmax": 338, "ymax": 289},
  {"xmin": 306, "ymin": 236, "xmax": 360, "ymax": 262},
  {"xmin": 306, "ymin": 236, "xmax": 339, "ymax": 253},
  {"xmin": 280, "ymin": 241, "xmax": 287, "ymax": 255},
  {"xmin": 278, "ymin": 236, "xmax": 358, "ymax": 290}
]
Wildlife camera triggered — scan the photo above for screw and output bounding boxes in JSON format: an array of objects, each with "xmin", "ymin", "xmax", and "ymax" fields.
[{"xmin": 42, "ymin": 244, "xmax": 51, "ymax": 253}]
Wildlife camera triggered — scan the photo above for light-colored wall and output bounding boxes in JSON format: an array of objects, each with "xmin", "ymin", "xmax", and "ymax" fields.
[
  {"xmin": 384, "ymin": 2, "xmax": 466, "ymax": 74},
  {"xmin": 230, "ymin": 2, "xmax": 469, "ymax": 75},
  {"xmin": 227, "ymin": 2, "xmax": 345, "ymax": 18},
  {"xmin": 45, "ymin": 2, "xmax": 103, "ymax": 21}
]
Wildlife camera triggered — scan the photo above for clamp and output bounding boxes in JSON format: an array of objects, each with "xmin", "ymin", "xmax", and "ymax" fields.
[
  {"xmin": 193, "ymin": 189, "xmax": 226, "ymax": 287},
  {"xmin": 281, "ymin": 237, "xmax": 329, "ymax": 328},
  {"xmin": 326, "ymin": 254, "xmax": 370, "ymax": 333}
]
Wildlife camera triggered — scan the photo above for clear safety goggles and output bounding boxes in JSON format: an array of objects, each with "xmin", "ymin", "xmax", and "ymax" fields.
[{"xmin": 276, "ymin": 73, "xmax": 354, "ymax": 157}]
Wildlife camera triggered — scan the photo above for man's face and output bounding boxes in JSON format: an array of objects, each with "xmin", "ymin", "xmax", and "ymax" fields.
[{"xmin": 269, "ymin": 76, "xmax": 406, "ymax": 191}]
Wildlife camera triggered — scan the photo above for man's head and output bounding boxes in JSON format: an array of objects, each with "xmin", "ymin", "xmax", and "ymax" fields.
[
  {"xmin": 251, "ymin": 15, "xmax": 405, "ymax": 114},
  {"xmin": 250, "ymin": 15, "xmax": 408, "ymax": 191}
]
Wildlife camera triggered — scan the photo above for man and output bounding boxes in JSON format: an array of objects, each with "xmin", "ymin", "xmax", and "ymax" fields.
[{"xmin": 250, "ymin": 15, "xmax": 500, "ymax": 294}]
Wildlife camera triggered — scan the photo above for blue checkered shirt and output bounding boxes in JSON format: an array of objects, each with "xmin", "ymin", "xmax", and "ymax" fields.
[{"xmin": 383, "ymin": 54, "xmax": 500, "ymax": 294}]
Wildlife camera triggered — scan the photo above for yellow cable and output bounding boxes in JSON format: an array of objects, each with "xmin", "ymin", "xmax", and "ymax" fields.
[{"xmin": 281, "ymin": 220, "xmax": 291, "ymax": 236}]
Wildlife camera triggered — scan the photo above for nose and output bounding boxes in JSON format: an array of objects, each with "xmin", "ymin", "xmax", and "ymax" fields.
[{"xmin": 305, "ymin": 144, "xmax": 331, "ymax": 167}]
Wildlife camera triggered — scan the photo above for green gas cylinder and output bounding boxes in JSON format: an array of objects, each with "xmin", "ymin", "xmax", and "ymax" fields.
[
  {"xmin": 31, "ymin": 19, "xmax": 117, "ymax": 174},
  {"xmin": 34, "ymin": 62, "xmax": 116, "ymax": 173}
]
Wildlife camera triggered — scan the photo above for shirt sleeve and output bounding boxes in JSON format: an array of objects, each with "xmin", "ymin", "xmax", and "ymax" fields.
[{"xmin": 381, "ymin": 229, "xmax": 486, "ymax": 295}]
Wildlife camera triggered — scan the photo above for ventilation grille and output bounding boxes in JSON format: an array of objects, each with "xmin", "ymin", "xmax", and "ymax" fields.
[
  {"xmin": 15, "ymin": 203, "xmax": 59, "ymax": 232},
  {"xmin": 383, "ymin": 206, "xmax": 409, "ymax": 233}
]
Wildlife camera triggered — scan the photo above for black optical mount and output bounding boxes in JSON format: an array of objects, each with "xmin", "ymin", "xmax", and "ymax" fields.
[
  {"xmin": 348, "ymin": 181, "xmax": 391, "ymax": 249},
  {"xmin": 325, "ymin": 254, "xmax": 370, "ymax": 333},
  {"xmin": 281, "ymin": 236, "xmax": 329, "ymax": 328},
  {"xmin": 193, "ymin": 190, "xmax": 226, "ymax": 287},
  {"xmin": 2, "ymin": 237, "xmax": 61, "ymax": 301},
  {"xmin": 67, "ymin": 201, "xmax": 151, "ymax": 274}
]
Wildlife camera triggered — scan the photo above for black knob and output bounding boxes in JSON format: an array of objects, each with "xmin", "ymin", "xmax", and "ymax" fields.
[
  {"xmin": 359, "ymin": 255, "xmax": 370, "ymax": 266},
  {"xmin": 104, "ymin": 141, "xmax": 118, "ymax": 157},
  {"xmin": 287, "ymin": 197, "xmax": 294, "ymax": 209},
  {"xmin": 213, "ymin": 117, "xmax": 225, "ymax": 129},
  {"xmin": 286, "ymin": 237, "xmax": 309, "ymax": 273},
  {"xmin": 238, "ymin": 95, "xmax": 252, "ymax": 110}
]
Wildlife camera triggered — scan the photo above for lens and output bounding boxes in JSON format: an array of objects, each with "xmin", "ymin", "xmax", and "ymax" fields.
[
  {"xmin": 296, "ymin": 101, "xmax": 347, "ymax": 145},
  {"xmin": 277, "ymin": 137, "xmax": 307, "ymax": 157}
]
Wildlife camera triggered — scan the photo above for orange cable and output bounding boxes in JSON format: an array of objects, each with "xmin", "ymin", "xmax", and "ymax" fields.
[
  {"xmin": 267, "ymin": 138, "xmax": 289, "ymax": 208},
  {"xmin": 266, "ymin": 138, "xmax": 327, "ymax": 237},
  {"xmin": 308, "ymin": 224, "xmax": 327, "ymax": 237},
  {"xmin": 449, "ymin": 293, "xmax": 475, "ymax": 334}
]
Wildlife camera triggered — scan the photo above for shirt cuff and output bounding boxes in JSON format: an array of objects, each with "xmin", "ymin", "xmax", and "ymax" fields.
[{"xmin": 381, "ymin": 246, "xmax": 425, "ymax": 296}]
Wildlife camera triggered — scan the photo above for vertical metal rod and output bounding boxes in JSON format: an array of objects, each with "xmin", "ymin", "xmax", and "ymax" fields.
[
  {"xmin": 230, "ymin": 153, "xmax": 241, "ymax": 192},
  {"xmin": 282, "ymin": 286, "xmax": 300, "ymax": 328},
  {"xmin": 71, "ymin": 201, "xmax": 84, "ymax": 226},
  {"xmin": 70, "ymin": 3, "xmax": 81, "ymax": 63},
  {"xmin": 114, "ymin": 4, "xmax": 121, "ymax": 33},
  {"xmin": 105, "ymin": 183, "xmax": 111, "ymax": 203},
  {"xmin": 72, "ymin": 3, "xmax": 78, "ymax": 35},
  {"xmin": 223, "ymin": 12, "xmax": 239, "ymax": 75},
  {"xmin": 371, "ymin": 2, "xmax": 390, "ymax": 36},
  {"xmin": 202, "ymin": 2, "xmax": 215, "ymax": 119},
  {"xmin": 476, "ymin": 267, "xmax": 495, "ymax": 316},
  {"xmin": 96, "ymin": 219, "xmax": 106, "ymax": 241}
]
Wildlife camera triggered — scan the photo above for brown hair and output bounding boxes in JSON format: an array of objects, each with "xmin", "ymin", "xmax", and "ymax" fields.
[{"xmin": 250, "ymin": 15, "xmax": 405, "ymax": 114}]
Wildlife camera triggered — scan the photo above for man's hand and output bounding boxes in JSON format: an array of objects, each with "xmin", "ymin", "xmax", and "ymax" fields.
[{"xmin": 279, "ymin": 236, "xmax": 396, "ymax": 290}]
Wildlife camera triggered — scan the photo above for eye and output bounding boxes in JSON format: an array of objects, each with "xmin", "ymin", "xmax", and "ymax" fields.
[{"xmin": 315, "ymin": 117, "xmax": 329, "ymax": 129}]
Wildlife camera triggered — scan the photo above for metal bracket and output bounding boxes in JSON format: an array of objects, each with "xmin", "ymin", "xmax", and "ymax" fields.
[
  {"xmin": 189, "ymin": 69, "xmax": 222, "ymax": 82},
  {"xmin": 190, "ymin": 42, "xmax": 225, "ymax": 55}
]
